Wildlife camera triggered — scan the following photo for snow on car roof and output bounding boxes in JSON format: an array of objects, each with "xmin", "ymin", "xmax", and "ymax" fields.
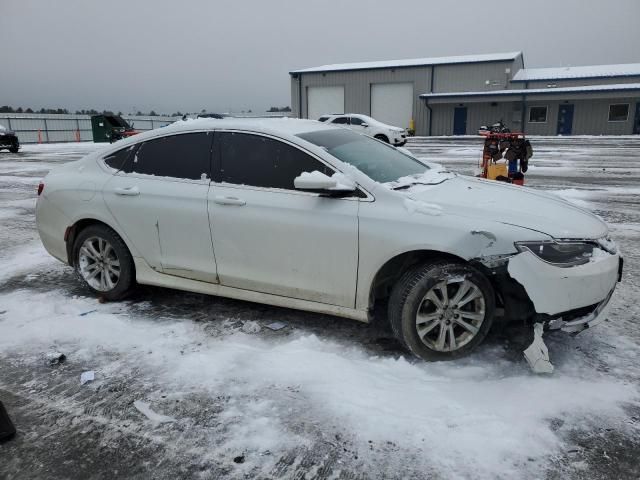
[
  {"xmin": 104, "ymin": 117, "xmax": 339, "ymax": 149},
  {"xmin": 290, "ymin": 52, "xmax": 522, "ymax": 74},
  {"xmin": 512, "ymin": 63, "xmax": 640, "ymax": 82}
]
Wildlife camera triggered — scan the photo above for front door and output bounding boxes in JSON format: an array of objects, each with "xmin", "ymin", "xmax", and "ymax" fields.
[
  {"xmin": 633, "ymin": 103, "xmax": 640, "ymax": 135},
  {"xmin": 208, "ymin": 131, "xmax": 359, "ymax": 307},
  {"xmin": 557, "ymin": 104, "xmax": 574, "ymax": 135},
  {"xmin": 453, "ymin": 107, "xmax": 467, "ymax": 135},
  {"xmin": 103, "ymin": 132, "xmax": 217, "ymax": 283}
]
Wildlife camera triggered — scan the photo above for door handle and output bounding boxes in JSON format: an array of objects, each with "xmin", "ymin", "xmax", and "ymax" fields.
[
  {"xmin": 213, "ymin": 195, "xmax": 246, "ymax": 206},
  {"xmin": 114, "ymin": 186, "xmax": 140, "ymax": 196}
]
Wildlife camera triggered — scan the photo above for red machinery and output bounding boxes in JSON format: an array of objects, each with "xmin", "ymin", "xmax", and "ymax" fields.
[{"xmin": 478, "ymin": 131, "xmax": 531, "ymax": 186}]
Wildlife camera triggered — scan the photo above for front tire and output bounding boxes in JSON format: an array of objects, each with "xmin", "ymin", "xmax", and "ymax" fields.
[
  {"xmin": 374, "ymin": 134, "xmax": 389, "ymax": 143},
  {"xmin": 72, "ymin": 224, "xmax": 135, "ymax": 300},
  {"xmin": 388, "ymin": 261, "xmax": 495, "ymax": 361}
]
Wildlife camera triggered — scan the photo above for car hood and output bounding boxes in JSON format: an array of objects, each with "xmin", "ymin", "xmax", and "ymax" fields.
[{"xmin": 402, "ymin": 175, "xmax": 608, "ymax": 239}]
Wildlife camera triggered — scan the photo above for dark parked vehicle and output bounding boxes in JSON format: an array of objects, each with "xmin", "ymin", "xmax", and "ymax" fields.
[{"xmin": 0, "ymin": 125, "xmax": 19, "ymax": 153}]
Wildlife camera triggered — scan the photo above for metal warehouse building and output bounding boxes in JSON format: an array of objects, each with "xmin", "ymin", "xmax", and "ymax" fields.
[{"xmin": 290, "ymin": 52, "xmax": 640, "ymax": 136}]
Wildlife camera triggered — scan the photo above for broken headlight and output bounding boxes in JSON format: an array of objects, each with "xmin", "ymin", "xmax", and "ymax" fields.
[{"xmin": 514, "ymin": 241, "xmax": 595, "ymax": 267}]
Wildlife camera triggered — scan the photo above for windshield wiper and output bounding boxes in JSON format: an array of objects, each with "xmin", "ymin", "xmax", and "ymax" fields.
[{"xmin": 391, "ymin": 178, "xmax": 449, "ymax": 190}]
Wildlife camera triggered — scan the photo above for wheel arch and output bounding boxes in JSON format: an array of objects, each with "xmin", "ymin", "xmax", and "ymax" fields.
[
  {"xmin": 65, "ymin": 217, "xmax": 134, "ymax": 267},
  {"xmin": 368, "ymin": 249, "xmax": 468, "ymax": 309}
]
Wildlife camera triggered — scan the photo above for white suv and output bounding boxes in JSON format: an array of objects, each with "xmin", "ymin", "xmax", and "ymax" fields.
[
  {"xmin": 36, "ymin": 118, "xmax": 621, "ymax": 361},
  {"xmin": 318, "ymin": 114, "xmax": 407, "ymax": 146}
]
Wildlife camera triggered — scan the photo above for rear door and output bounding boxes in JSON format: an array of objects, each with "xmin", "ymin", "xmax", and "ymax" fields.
[
  {"xmin": 102, "ymin": 132, "xmax": 217, "ymax": 283},
  {"xmin": 207, "ymin": 131, "xmax": 360, "ymax": 307}
]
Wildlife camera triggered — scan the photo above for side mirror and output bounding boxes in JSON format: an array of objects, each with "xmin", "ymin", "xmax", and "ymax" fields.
[
  {"xmin": 294, "ymin": 171, "xmax": 356, "ymax": 195},
  {"xmin": 361, "ymin": 123, "xmax": 369, "ymax": 128},
  {"xmin": 294, "ymin": 171, "xmax": 337, "ymax": 190}
]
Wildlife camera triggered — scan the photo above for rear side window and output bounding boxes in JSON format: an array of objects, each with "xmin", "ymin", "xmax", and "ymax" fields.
[
  {"xmin": 127, "ymin": 132, "xmax": 212, "ymax": 180},
  {"xmin": 331, "ymin": 117, "xmax": 349, "ymax": 125},
  {"xmin": 215, "ymin": 132, "xmax": 332, "ymax": 189},
  {"xmin": 104, "ymin": 145, "xmax": 136, "ymax": 170},
  {"xmin": 317, "ymin": 116, "xmax": 329, "ymax": 122}
]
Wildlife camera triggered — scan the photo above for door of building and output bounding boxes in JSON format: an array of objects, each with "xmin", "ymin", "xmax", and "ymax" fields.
[
  {"xmin": 453, "ymin": 107, "xmax": 467, "ymax": 135},
  {"xmin": 557, "ymin": 104, "xmax": 574, "ymax": 135},
  {"xmin": 633, "ymin": 103, "xmax": 640, "ymax": 135}
]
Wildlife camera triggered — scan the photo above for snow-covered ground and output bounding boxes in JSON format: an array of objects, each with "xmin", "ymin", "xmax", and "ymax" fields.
[{"xmin": 1, "ymin": 139, "xmax": 639, "ymax": 479}]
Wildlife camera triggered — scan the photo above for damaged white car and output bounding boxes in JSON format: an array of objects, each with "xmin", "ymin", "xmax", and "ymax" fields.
[{"xmin": 36, "ymin": 119, "xmax": 623, "ymax": 361}]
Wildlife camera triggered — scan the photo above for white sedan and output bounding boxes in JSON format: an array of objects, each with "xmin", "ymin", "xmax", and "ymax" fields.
[
  {"xmin": 36, "ymin": 118, "xmax": 622, "ymax": 361},
  {"xmin": 317, "ymin": 113, "xmax": 407, "ymax": 146}
]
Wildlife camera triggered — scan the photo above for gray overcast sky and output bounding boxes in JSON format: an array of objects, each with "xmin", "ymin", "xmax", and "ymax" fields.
[{"xmin": 1, "ymin": 0, "xmax": 638, "ymax": 114}]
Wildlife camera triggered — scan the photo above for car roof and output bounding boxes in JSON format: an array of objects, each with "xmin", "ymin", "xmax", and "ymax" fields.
[{"xmin": 106, "ymin": 117, "xmax": 341, "ymax": 150}]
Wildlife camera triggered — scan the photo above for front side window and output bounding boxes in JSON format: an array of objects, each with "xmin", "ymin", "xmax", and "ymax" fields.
[
  {"xmin": 297, "ymin": 129, "xmax": 426, "ymax": 183},
  {"xmin": 529, "ymin": 106, "xmax": 547, "ymax": 123},
  {"xmin": 127, "ymin": 132, "xmax": 212, "ymax": 180},
  {"xmin": 350, "ymin": 117, "xmax": 364, "ymax": 126},
  {"xmin": 216, "ymin": 132, "xmax": 332, "ymax": 189},
  {"xmin": 331, "ymin": 116, "xmax": 349, "ymax": 125},
  {"xmin": 608, "ymin": 104, "xmax": 629, "ymax": 122}
]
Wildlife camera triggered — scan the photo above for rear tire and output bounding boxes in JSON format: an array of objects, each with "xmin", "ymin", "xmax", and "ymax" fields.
[
  {"xmin": 374, "ymin": 134, "xmax": 389, "ymax": 143},
  {"xmin": 388, "ymin": 260, "xmax": 495, "ymax": 361},
  {"xmin": 9, "ymin": 143, "xmax": 19, "ymax": 153},
  {"xmin": 72, "ymin": 224, "xmax": 135, "ymax": 301}
]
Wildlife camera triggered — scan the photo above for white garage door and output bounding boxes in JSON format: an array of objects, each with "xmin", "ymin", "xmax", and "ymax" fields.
[
  {"xmin": 371, "ymin": 83, "xmax": 414, "ymax": 129},
  {"xmin": 307, "ymin": 86, "xmax": 344, "ymax": 120}
]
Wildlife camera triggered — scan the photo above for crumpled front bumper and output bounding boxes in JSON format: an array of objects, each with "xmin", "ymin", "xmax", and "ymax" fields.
[
  {"xmin": 548, "ymin": 285, "xmax": 616, "ymax": 334},
  {"xmin": 506, "ymin": 249, "xmax": 622, "ymax": 333}
]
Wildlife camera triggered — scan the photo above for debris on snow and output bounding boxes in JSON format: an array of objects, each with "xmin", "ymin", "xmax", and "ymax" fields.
[
  {"xmin": 133, "ymin": 400, "xmax": 175, "ymax": 425},
  {"xmin": 524, "ymin": 323, "xmax": 554, "ymax": 374},
  {"xmin": 265, "ymin": 321, "xmax": 287, "ymax": 331},
  {"xmin": 45, "ymin": 351, "xmax": 66, "ymax": 365},
  {"xmin": 241, "ymin": 320, "xmax": 262, "ymax": 334},
  {"xmin": 79, "ymin": 309, "xmax": 98, "ymax": 317},
  {"xmin": 80, "ymin": 370, "xmax": 95, "ymax": 385}
]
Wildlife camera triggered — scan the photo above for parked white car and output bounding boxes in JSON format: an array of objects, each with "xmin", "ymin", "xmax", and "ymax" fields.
[
  {"xmin": 36, "ymin": 118, "xmax": 622, "ymax": 360},
  {"xmin": 317, "ymin": 113, "xmax": 407, "ymax": 146}
]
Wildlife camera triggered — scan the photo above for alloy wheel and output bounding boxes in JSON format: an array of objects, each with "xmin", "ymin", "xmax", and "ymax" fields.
[
  {"xmin": 415, "ymin": 277, "xmax": 486, "ymax": 352},
  {"xmin": 78, "ymin": 236, "xmax": 121, "ymax": 292}
]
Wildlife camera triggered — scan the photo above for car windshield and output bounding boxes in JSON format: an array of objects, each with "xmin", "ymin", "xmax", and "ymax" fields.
[{"xmin": 297, "ymin": 129, "xmax": 426, "ymax": 183}]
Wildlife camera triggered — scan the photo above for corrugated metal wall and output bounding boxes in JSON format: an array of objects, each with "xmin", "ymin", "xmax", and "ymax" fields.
[
  {"xmin": 523, "ymin": 76, "xmax": 640, "ymax": 89},
  {"xmin": 0, "ymin": 114, "xmax": 177, "ymax": 143},
  {"xmin": 433, "ymin": 61, "xmax": 516, "ymax": 93},
  {"xmin": 525, "ymin": 98, "xmax": 639, "ymax": 135},
  {"xmin": 292, "ymin": 66, "xmax": 432, "ymax": 135}
]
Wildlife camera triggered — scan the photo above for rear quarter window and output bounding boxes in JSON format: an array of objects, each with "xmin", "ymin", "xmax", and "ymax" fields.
[{"xmin": 103, "ymin": 145, "xmax": 136, "ymax": 170}]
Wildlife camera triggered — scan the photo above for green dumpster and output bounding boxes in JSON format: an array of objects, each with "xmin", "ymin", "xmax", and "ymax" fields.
[{"xmin": 91, "ymin": 115, "xmax": 139, "ymax": 143}]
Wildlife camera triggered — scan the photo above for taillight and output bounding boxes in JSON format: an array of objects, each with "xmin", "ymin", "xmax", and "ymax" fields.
[{"xmin": 37, "ymin": 182, "xmax": 44, "ymax": 196}]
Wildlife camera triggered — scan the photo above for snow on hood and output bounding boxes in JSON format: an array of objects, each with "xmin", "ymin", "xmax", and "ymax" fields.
[
  {"xmin": 384, "ymin": 165, "xmax": 457, "ymax": 189},
  {"xmin": 394, "ymin": 175, "xmax": 608, "ymax": 239}
]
